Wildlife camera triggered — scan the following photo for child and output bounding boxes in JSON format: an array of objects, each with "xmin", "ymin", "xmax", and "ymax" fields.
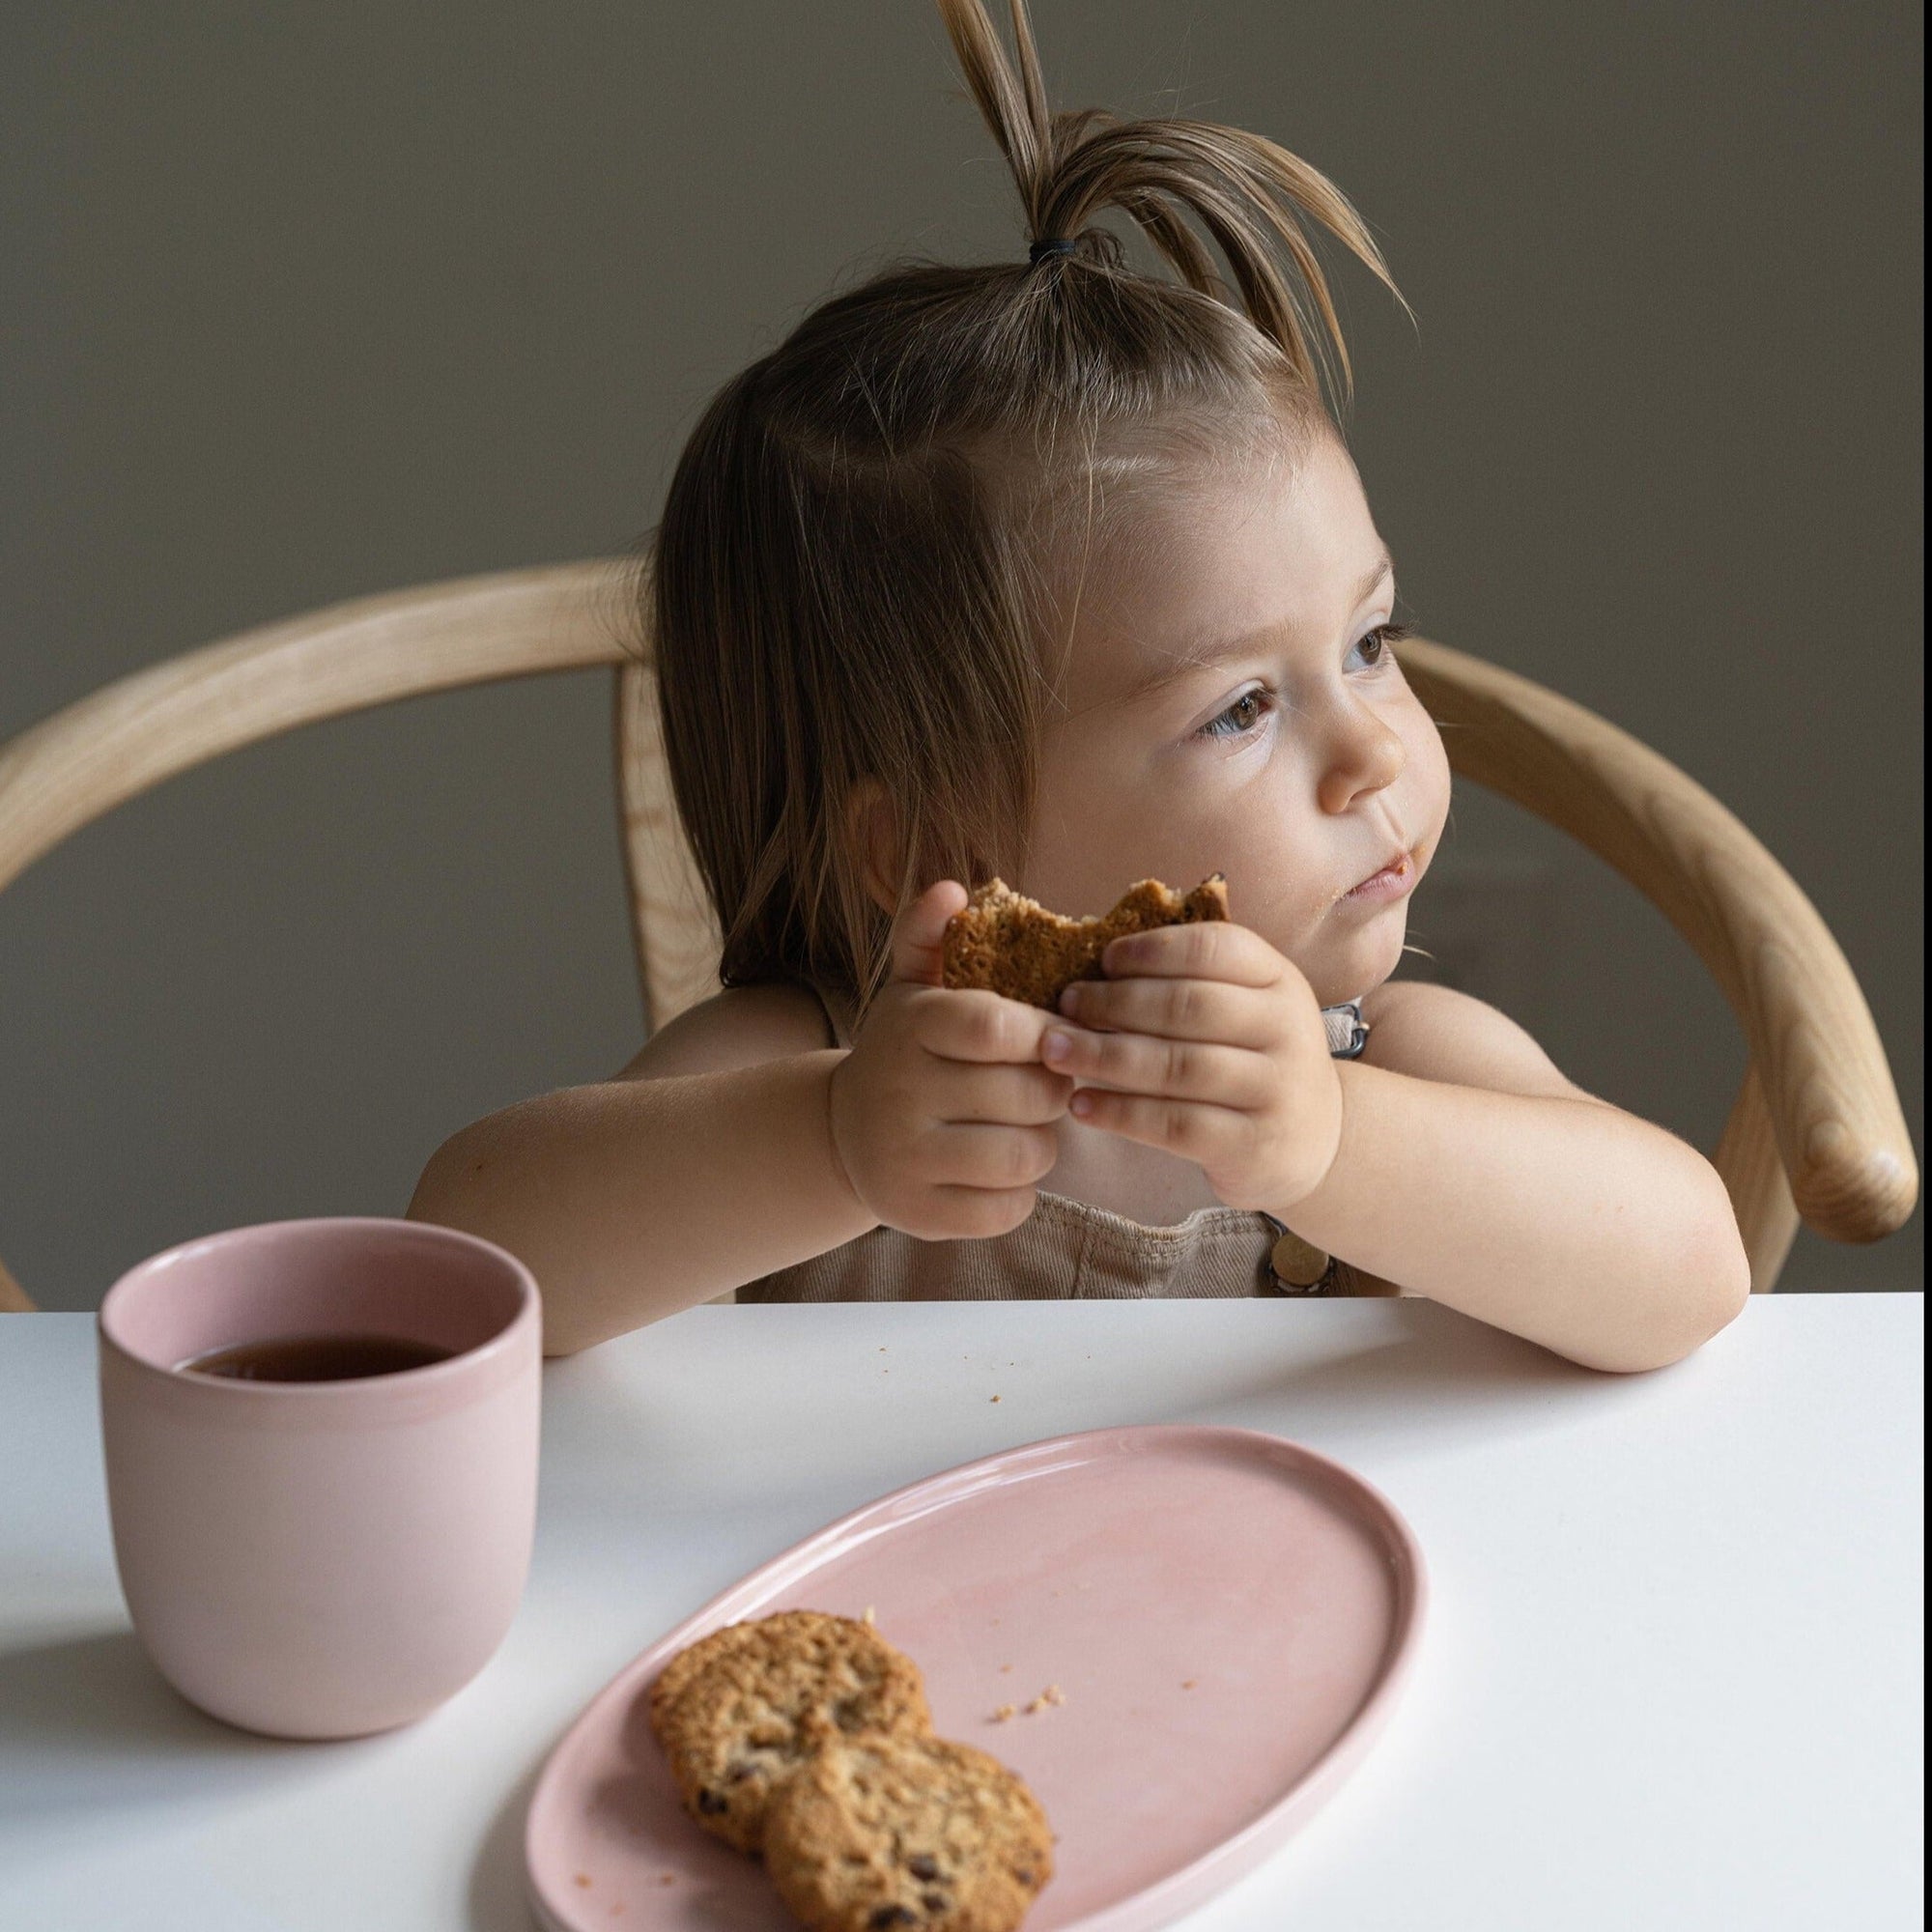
[{"xmin": 408, "ymin": 0, "xmax": 1749, "ymax": 1372}]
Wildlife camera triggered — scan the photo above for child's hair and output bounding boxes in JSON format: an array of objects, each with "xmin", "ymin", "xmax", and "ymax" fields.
[{"xmin": 644, "ymin": 0, "xmax": 1406, "ymax": 1017}]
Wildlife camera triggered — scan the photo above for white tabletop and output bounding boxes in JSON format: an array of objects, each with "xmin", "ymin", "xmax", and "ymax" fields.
[{"xmin": 0, "ymin": 1293, "xmax": 1922, "ymax": 1931}]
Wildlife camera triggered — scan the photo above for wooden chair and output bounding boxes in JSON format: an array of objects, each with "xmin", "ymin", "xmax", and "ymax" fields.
[{"xmin": 0, "ymin": 558, "xmax": 1916, "ymax": 1313}]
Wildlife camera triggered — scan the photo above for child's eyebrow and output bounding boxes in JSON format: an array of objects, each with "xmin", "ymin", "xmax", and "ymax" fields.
[{"xmin": 1113, "ymin": 548, "xmax": 1396, "ymax": 706}]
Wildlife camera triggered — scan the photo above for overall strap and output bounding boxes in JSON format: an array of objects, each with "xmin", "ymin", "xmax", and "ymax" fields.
[{"xmin": 1321, "ymin": 999, "xmax": 1371, "ymax": 1059}]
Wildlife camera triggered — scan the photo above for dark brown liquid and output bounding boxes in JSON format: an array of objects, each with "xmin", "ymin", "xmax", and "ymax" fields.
[{"xmin": 179, "ymin": 1333, "xmax": 457, "ymax": 1382}]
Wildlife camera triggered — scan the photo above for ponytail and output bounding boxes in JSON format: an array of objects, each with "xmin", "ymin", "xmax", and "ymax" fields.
[{"xmin": 938, "ymin": 0, "xmax": 1408, "ymax": 405}]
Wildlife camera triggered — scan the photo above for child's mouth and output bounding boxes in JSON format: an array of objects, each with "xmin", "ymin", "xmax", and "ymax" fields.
[{"xmin": 1337, "ymin": 848, "xmax": 1418, "ymax": 905}]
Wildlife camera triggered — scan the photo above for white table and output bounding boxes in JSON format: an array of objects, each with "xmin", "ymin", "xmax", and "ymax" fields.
[{"xmin": 0, "ymin": 1294, "xmax": 1921, "ymax": 1931}]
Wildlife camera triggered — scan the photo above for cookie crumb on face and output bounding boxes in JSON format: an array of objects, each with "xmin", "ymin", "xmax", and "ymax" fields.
[
  {"xmin": 574, "ymin": 1872, "xmax": 592, "ymax": 1888},
  {"xmin": 1181, "ymin": 1679, "xmax": 1198, "ymax": 1690}
]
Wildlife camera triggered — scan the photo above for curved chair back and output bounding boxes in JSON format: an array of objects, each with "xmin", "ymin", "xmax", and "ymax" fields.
[{"xmin": 0, "ymin": 560, "xmax": 1915, "ymax": 1309}]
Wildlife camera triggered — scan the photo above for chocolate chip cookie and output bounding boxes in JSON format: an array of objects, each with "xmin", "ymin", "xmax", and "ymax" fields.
[
  {"xmin": 941, "ymin": 874, "xmax": 1229, "ymax": 1010},
  {"xmin": 763, "ymin": 1732, "xmax": 1054, "ymax": 1932},
  {"xmin": 647, "ymin": 1611, "xmax": 934, "ymax": 1855}
]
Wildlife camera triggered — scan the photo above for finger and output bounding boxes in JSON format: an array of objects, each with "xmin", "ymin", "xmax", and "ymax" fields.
[
  {"xmin": 930, "ymin": 1060, "xmax": 1074, "ymax": 1125},
  {"xmin": 919, "ymin": 1122, "xmax": 1061, "ymax": 1190},
  {"xmin": 915, "ymin": 1185, "xmax": 1038, "ymax": 1241},
  {"xmin": 1099, "ymin": 919, "xmax": 1285, "ymax": 987},
  {"xmin": 1040, "ymin": 1025, "xmax": 1271, "ymax": 1107},
  {"xmin": 913, "ymin": 986, "xmax": 1057, "ymax": 1064},
  {"xmin": 1065, "ymin": 1088, "xmax": 1258, "ymax": 1166},
  {"xmin": 1057, "ymin": 974, "xmax": 1273, "ymax": 1047},
  {"xmin": 890, "ymin": 879, "xmax": 971, "ymax": 987}
]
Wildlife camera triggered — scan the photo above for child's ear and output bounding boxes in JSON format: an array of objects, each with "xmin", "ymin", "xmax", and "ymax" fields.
[{"xmin": 844, "ymin": 777, "xmax": 902, "ymax": 918}]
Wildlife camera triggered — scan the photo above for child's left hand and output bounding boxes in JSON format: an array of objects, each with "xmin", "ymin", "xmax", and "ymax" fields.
[{"xmin": 1040, "ymin": 922, "xmax": 1344, "ymax": 1216}]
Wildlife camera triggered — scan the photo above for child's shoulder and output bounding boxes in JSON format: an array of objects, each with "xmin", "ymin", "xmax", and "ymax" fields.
[
  {"xmin": 611, "ymin": 980, "xmax": 834, "ymax": 1083},
  {"xmin": 1358, "ymin": 979, "xmax": 1596, "ymax": 1103}
]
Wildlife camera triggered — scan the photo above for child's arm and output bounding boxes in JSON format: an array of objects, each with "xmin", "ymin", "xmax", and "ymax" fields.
[
  {"xmin": 407, "ymin": 884, "xmax": 1069, "ymax": 1355},
  {"xmin": 1042, "ymin": 923, "xmax": 1751, "ymax": 1374},
  {"xmin": 406, "ymin": 1018, "xmax": 869, "ymax": 1355},
  {"xmin": 1293, "ymin": 994, "xmax": 1751, "ymax": 1372}
]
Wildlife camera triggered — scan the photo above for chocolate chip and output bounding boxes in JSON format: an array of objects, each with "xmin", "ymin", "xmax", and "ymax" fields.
[
  {"xmin": 695, "ymin": 1789, "xmax": 728, "ymax": 1816},
  {"xmin": 725, "ymin": 1761, "xmax": 755, "ymax": 1783},
  {"xmin": 867, "ymin": 1911, "xmax": 917, "ymax": 1929},
  {"xmin": 906, "ymin": 1855, "xmax": 941, "ymax": 1881},
  {"xmin": 922, "ymin": 1894, "xmax": 949, "ymax": 1913}
]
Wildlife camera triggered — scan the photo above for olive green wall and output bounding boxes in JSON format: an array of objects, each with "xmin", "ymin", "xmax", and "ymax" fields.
[{"xmin": 2, "ymin": 2, "xmax": 1920, "ymax": 1309}]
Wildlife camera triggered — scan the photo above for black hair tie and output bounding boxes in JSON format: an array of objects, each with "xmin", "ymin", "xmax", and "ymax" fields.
[{"xmin": 1028, "ymin": 236, "xmax": 1077, "ymax": 265}]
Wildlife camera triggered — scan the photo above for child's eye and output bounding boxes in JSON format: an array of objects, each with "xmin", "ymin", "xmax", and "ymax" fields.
[
  {"xmin": 1199, "ymin": 688, "xmax": 1271, "ymax": 740},
  {"xmin": 1348, "ymin": 621, "xmax": 1410, "ymax": 670}
]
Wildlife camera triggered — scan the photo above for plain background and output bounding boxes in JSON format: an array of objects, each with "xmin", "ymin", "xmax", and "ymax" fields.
[{"xmin": 2, "ymin": 2, "xmax": 1921, "ymax": 1311}]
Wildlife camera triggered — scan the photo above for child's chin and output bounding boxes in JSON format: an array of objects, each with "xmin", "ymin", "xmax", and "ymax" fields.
[{"xmin": 1320, "ymin": 915, "xmax": 1409, "ymax": 1003}]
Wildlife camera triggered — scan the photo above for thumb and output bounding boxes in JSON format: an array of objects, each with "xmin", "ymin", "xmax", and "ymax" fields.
[{"xmin": 890, "ymin": 879, "xmax": 970, "ymax": 987}]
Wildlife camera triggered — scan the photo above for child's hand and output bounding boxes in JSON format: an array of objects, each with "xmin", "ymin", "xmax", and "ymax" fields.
[
  {"xmin": 828, "ymin": 882, "xmax": 1074, "ymax": 1240},
  {"xmin": 1041, "ymin": 922, "xmax": 1344, "ymax": 1215}
]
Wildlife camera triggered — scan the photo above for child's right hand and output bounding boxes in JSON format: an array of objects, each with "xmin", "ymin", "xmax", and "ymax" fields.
[{"xmin": 827, "ymin": 881, "xmax": 1073, "ymax": 1240}]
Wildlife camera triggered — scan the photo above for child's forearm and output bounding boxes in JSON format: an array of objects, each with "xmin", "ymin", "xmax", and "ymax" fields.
[
  {"xmin": 1286, "ymin": 1063, "xmax": 1751, "ymax": 1373},
  {"xmin": 406, "ymin": 1050, "xmax": 877, "ymax": 1355}
]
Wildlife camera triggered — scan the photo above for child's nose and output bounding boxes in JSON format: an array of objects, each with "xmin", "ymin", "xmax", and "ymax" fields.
[{"xmin": 1317, "ymin": 703, "xmax": 1406, "ymax": 815}]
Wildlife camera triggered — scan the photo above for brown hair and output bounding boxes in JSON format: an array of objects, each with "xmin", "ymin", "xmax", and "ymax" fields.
[{"xmin": 645, "ymin": 0, "xmax": 1405, "ymax": 1017}]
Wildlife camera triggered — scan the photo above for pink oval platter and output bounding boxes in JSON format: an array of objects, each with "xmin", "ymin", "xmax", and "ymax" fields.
[{"xmin": 525, "ymin": 1423, "xmax": 1426, "ymax": 1931}]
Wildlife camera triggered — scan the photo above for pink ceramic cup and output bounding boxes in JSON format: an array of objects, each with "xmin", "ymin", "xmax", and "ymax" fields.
[{"xmin": 98, "ymin": 1216, "xmax": 541, "ymax": 1741}]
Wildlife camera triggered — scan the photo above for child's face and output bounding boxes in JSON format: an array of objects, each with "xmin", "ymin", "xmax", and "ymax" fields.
[{"xmin": 1022, "ymin": 429, "xmax": 1451, "ymax": 1006}]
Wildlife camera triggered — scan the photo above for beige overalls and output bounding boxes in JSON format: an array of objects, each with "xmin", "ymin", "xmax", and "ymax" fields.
[{"xmin": 738, "ymin": 983, "xmax": 1376, "ymax": 1303}]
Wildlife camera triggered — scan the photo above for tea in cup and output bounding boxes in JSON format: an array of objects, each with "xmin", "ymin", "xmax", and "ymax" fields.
[{"xmin": 97, "ymin": 1216, "xmax": 541, "ymax": 1740}]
